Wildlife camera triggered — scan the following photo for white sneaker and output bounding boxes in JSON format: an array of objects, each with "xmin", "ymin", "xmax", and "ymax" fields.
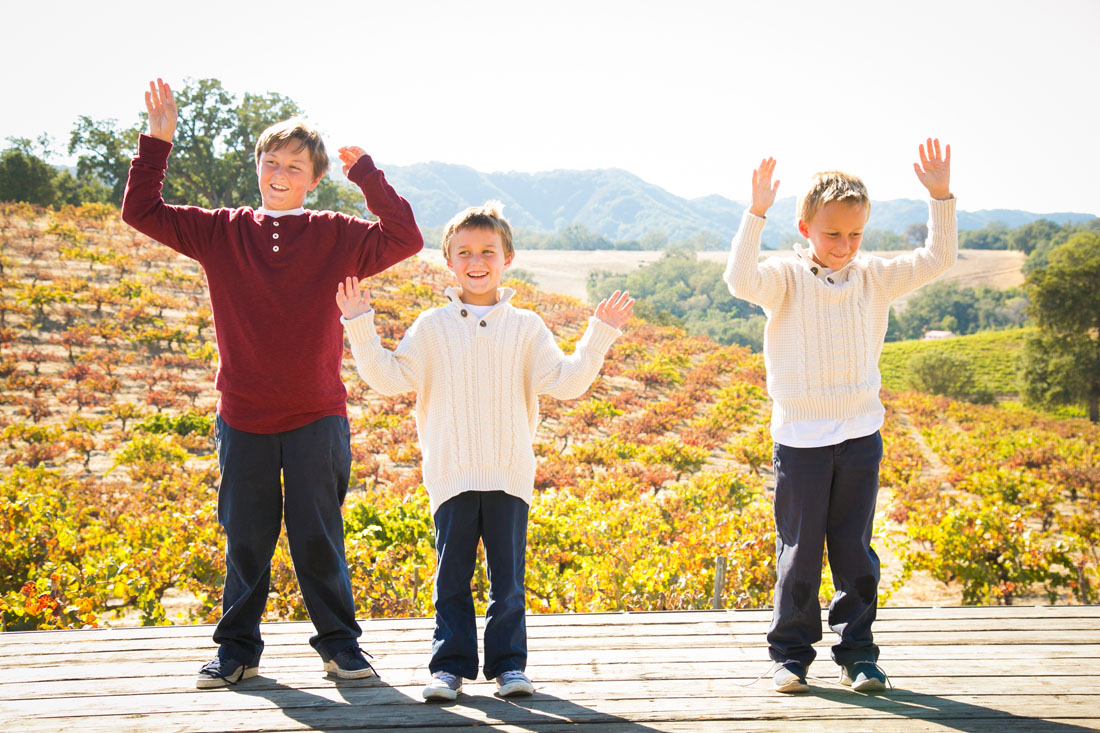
[
  {"xmin": 423, "ymin": 670, "xmax": 462, "ymax": 701},
  {"xmin": 496, "ymin": 670, "xmax": 534, "ymax": 697}
]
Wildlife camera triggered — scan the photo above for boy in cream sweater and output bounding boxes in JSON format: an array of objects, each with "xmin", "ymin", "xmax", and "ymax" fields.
[
  {"xmin": 724, "ymin": 140, "xmax": 956, "ymax": 693},
  {"xmin": 336, "ymin": 201, "xmax": 632, "ymax": 701}
]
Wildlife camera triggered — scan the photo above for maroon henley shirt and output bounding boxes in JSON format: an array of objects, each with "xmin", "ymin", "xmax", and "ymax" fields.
[{"xmin": 121, "ymin": 134, "xmax": 423, "ymax": 433}]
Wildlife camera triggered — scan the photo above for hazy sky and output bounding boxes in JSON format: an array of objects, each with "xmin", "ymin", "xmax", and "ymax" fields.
[{"xmin": 4, "ymin": 0, "xmax": 1098, "ymax": 215}]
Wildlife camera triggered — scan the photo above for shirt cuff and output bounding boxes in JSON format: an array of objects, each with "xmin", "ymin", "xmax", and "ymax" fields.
[
  {"xmin": 137, "ymin": 134, "xmax": 172, "ymax": 166},
  {"xmin": 733, "ymin": 211, "xmax": 767, "ymax": 248},
  {"xmin": 578, "ymin": 317, "xmax": 621, "ymax": 355},
  {"xmin": 928, "ymin": 196, "xmax": 957, "ymax": 229},
  {"xmin": 341, "ymin": 310, "xmax": 378, "ymax": 344}
]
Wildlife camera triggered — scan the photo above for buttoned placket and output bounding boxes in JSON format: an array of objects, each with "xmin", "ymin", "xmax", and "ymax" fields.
[{"xmin": 271, "ymin": 220, "xmax": 280, "ymax": 252}]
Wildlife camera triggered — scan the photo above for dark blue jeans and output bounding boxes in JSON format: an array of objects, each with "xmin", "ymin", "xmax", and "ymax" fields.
[
  {"xmin": 212, "ymin": 414, "xmax": 360, "ymax": 665},
  {"xmin": 767, "ymin": 431, "xmax": 883, "ymax": 669},
  {"xmin": 431, "ymin": 490, "xmax": 528, "ymax": 680}
]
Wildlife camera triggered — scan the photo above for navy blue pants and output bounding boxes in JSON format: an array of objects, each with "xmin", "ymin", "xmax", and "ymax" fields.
[
  {"xmin": 431, "ymin": 491, "xmax": 528, "ymax": 680},
  {"xmin": 213, "ymin": 414, "xmax": 360, "ymax": 665},
  {"xmin": 767, "ymin": 431, "xmax": 882, "ymax": 668}
]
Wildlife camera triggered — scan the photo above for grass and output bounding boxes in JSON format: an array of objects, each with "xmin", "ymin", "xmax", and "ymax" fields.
[{"xmin": 879, "ymin": 328, "xmax": 1033, "ymax": 396}]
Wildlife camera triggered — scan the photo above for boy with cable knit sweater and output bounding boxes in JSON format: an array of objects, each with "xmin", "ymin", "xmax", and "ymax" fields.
[
  {"xmin": 724, "ymin": 139, "xmax": 956, "ymax": 693},
  {"xmin": 336, "ymin": 201, "xmax": 632, "ymax": 701}
]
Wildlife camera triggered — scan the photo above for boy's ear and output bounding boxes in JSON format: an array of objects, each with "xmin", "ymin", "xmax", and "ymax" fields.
[
  {"xmin": 797, "ymin": 219, "xmax": 810, "ymax": 238},
  {"xmin": 308, "ymin": 175, "xmax": 323, "ymax": 192},
  {"xmin": 504, "ymin": 253, "xmax": 514, "ymax": 268}
]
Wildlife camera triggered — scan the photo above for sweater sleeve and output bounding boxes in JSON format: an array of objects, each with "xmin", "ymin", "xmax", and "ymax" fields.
[
  {"xmin": 343, "ymin": 156, "xmax": 424, "ymax": 278},
  {"xmin": 724, "ymin": 212, "xmax": 786, "ymax": 311},
  {"xmin": 343, "ymin": 310, "xmax": 425, "ymax": 395},
  {"xmin": 120, "ymin": 135, "xmax": 219, "ymax": 261},
  {"xmin": 532, "ymin": 317, "xmax": 620, "ymax": 400},
  {"xmin": 870, "ymin": 197, "xmax": 958, "ymax": 301}
]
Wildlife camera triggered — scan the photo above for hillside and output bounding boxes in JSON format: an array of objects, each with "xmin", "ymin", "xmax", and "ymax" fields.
[
  {"xmin": 1, "ymin": 201, "xmax": 1097, "ymax": 631},
  {"xmin": 377, "ymin": 161, "xmax": 1096, "ymax": 246},
  {"xmin": 880, "ymin": 329, "xmax": 1032, "ymax": 396}
]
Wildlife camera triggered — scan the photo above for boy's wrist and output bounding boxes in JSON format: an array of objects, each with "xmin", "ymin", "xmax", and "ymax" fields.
[{"xmin": 748, "ymin": 206, "xmax": 768, "ymax": 218}]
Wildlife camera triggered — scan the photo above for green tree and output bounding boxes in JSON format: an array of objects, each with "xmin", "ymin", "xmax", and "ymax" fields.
[
  {"xmin": 307, "ymin": 177, "xmax": 367, "ymax": 216},
  {"xmin": 68, "ymin": 117, "xmax": 139, "ymax": 205},
  {"xmin": 1022, "ymin": 232, "xmax": 1100, "ymax": 421},
  {"xmin": 0, "ymin": 148, "xmax": 58, "ymax": 206},
  {"xmin": 895, "ymin": 281, "xmax": 978, "ymax": 339},
  {"xmin": 69, "ymin": 78, "xmax": 305, "ymax": 207}
]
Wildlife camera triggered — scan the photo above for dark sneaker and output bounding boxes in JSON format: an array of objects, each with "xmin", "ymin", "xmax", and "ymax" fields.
[
  {"xmin": 496, "ymin": 670, "xmax": 535, "ymax": 697},
  {"xmin": 422, "ymin": 670, "xmax": 463, "ymax": 701},
  {"xmin": 773, "ymin": 662, "xmax": 809, "ymax": 693},
  {"xmin": 323, "ymin": 645, "xmax": 377, "ymax": 679},
  {"xmin": 839, "ymin": 661, "xmax": 889, "ymax": 692},
  {"xmin": 196, "ymin": 653, "xmax": 259, "ymax": 689}
]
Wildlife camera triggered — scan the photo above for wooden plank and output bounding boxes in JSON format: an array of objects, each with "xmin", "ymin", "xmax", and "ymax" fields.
[
  {"xmin": 2, "ymin": 607, "xmax": 1098, "ymax": 732},
  {"xmin": 3, "ymin": 668, "xmax": 1098, "ymax": 702},
  {"xmin": 5, "ymin": 693, "xmax": 1100, "ymax": 732},
  {"xmin": 2, "ymin": 604, "xmax": 1095, "ymax": 645},
  {"xmin": 4, "ymin": 616, "xmax": 1099, "ymax": 658}
]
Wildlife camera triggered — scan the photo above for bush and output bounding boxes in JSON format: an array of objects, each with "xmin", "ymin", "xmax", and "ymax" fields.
[{"xmin": 907, "ymin": 350, "xmax": 978, "ymax": 400}]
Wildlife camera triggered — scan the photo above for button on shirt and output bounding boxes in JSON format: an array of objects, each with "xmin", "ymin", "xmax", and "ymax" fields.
[{"xmin": 259, "ymin": 207, "xmax": 301, "ymax": 253}]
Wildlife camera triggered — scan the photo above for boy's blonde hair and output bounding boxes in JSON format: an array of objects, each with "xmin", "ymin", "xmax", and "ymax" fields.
[
  {"xmin": 254, "ymin": 119, "xmax": 329, "ymax": 180},
  {"xmin": 798, "ymin": 171, "xmax": 870, "ymax": 224},
  {"xmin": 441, "ymin": 200, "xmax": 514, "ymax": 259}
]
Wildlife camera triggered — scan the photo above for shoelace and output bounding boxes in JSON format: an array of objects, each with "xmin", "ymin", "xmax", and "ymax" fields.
[
  {"xmin": 200, "ymin": 662, "xmax": 247, "ymax": 686},
  {"xmin": 338, "ymin": 645, "xmax": 380, "ymax": 678}
]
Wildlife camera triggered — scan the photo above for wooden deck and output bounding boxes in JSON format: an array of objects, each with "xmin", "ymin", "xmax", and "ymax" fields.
[{"xmin": 2, "ymin": 605, "xmax": 1099, "ymax": 732}]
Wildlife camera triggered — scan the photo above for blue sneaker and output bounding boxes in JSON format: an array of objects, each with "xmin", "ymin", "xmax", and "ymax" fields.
[
  {"xmin": 323, "ymin": 645, "xmax": 377, "ymax": 679},
  {"xmin": 839, "ymin": 661, "xmax": 889, "ymax": 692},
  {"xmin": 773, "ymin": 662, "xmax": 809, "ymax": 693},
  {"xmin": 196, "ymin": 651, "xmax": 258, "ymax": 689}
]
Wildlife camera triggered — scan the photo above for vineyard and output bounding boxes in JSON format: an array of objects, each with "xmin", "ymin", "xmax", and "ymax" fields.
[{"xmin": 1, "ymin": 202, "xmax": 1097, "ymax": 632}]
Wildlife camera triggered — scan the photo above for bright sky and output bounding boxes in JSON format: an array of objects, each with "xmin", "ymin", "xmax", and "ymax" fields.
[{"xmin": 4, "ymin": 0, "xmax": 1098, "ymax": 215}]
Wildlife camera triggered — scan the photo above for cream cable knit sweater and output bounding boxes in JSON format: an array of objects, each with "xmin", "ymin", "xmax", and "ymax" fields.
[
  {"xmin": 724, "ymin": 198, "xmax": 958, "ymax": 432},
  {"xmin": 343, "ymin": 286, "xmax": 621, "ymax": 514}
]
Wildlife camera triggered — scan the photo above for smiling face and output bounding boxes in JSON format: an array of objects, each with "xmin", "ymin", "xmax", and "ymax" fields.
[
  {"xmin": 798, "ymin": 200, "xmax": 870, "ymax": 270},
  {"xmin": 256, "ymin": 143, "xmax": 322, "ymax": 210},
  {"xmin": 446, "ymin": 226, "xmax": 513, "ymax": 305}
]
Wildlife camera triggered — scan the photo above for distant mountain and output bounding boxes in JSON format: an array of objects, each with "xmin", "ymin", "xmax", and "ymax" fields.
[{"xmin": 377, "ymin": 162, "xmax": 1097, "ymax": 248}]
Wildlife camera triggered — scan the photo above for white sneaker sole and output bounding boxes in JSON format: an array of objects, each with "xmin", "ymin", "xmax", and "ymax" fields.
[
  {"xmin": 196, "ymin": 665, "xmax": 259, "ymax": 689},
  {"xmin": 774, "ymin": 677, "xmax": 809, "ymax": 693},
  {"xmin": 841, "ymin": 674, "xmax": 887, "ymax": 692},
  {"xmin": 323, "ymin": 660, "xmax": 377, "ymax": 679},
  {"xmin": 423, "ymin": 684, "xmax": 462, "ymax": 701},
  {"xmin": 497, "ymin": 680, "xmax": 535, "ymax": 697}
]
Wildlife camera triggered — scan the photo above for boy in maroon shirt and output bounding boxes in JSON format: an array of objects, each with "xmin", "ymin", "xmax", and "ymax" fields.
[{"xmin": 122, "ymin": 78, "xmax": 423, "ymax": 688}]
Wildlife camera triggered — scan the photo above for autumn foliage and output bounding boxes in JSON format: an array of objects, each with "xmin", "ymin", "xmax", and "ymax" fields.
[{"xmin": 1, "ymin": 201, "xmax": 1097, "ymax": 630}]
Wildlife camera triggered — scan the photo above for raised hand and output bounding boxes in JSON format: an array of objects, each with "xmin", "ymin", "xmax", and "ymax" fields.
[
  {"xmin": 338, "ymin": 146, "xmax": 366, "ymax": 177},
  {"xmin": 594, "ymin": 290, "xmax": 634, "ymax": 329},
  {"xmin": 748, "ymin": 157, "xmax": 780, "ymax": 218},
  {"xmin": 336, "ymin": 276, "xmax": 372, "ymax": 320},
  {"xmin": 913, "ymin": 138, "xmax": 952, "ymax": 200},
  {"xmin": 144, "ymin": 78, "xmax": 177, "ymax": 143}
]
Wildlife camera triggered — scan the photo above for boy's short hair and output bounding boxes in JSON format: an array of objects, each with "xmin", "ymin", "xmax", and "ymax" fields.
[
  {"xmin": 254, "ymin": 119, "xmax": 329, "ymax": 180},
  {"xmin": 798, "ymin": 171, "xmax": 870, "ymax": 224},
  {"xmin": 441, "ymin": 200, "xmax": 514, "ymax": 259}
]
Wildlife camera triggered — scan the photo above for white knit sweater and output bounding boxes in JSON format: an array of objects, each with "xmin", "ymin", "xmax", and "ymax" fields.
[
  {"xmin": 343, "ymin": 287, "xmax": 621, "ymax": 514},
  {"xmin": 724, "ymin": 197, "xmax": 958, "ymax": 433}
]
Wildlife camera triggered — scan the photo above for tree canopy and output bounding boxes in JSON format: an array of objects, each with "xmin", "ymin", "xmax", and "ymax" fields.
[
  {"xmin": 1022, "ymin": 232, "xmax": 1100, "ymax": 421},
  {"xmin": 69, "ymin": 78, "xmax": 305, "ymax": 208}
]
